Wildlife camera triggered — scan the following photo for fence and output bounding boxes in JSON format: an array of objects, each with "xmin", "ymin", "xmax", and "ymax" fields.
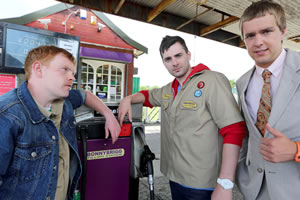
[{"xmin": 143, "ymin": 107, "xmax": 161, "ymax": 124}]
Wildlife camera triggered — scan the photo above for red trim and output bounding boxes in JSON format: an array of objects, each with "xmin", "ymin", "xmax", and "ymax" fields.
[
  {"xmin": 171, "ymin": 79, "xmax": 180, "ymax": 97},
  {"xmin": 138, "ymin": 90, "xmax": 153, "ymax": 108},
  {"xmin": 120, "ymin": 123, "xmax": 132, "ymax": 137},
  {"xmin": 171, "ymin": 63, "xmax": 210, "ymax": 97},
  {"xmin": 219, "ymin": 121, "xmax": 246, "ymax": 147}
]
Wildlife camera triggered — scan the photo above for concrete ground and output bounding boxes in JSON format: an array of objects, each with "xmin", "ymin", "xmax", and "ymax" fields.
[{"xmin": 138, "ymin": 124, "xmax": 243, "ymax": 200}]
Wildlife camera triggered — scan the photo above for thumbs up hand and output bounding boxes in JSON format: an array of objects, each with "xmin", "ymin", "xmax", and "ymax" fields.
[{"xmin": 260, "ymin": 124, "xmax": 297, "ymax": 163}]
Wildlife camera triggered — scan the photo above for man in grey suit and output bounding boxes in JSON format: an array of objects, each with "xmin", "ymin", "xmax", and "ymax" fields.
[{"xmin": 236, "ymin": 1, "xmax": 300, "ymax": 200}]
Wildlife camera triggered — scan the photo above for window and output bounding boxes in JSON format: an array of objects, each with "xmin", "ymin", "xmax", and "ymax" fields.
[{"xmin": 74, "ymin": 59, "xmax": 125, "ymax": 102}]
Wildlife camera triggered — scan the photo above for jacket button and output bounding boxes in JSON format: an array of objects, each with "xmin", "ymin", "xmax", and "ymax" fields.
[
  {"xmin": 257, "ymin": 168, "xmax": 263, "ymax": 173},
  {"xmin": 31, "ymin": 152, "xmax": 37, "ymax": 158},
  {"xmin": 53, "ymin": 166, "xmax": 57, "ymax": 171},
  {"xmin": 52, "ymin": 135, "xmax": 56, "ymax": 140},
  {"xmin": 46, "ymin": 196, "xmax": 50, "ymax": 200}
]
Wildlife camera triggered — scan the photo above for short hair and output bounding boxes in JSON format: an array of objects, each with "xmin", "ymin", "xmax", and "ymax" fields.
[
  {"xmin": 239, "ymin": 0, "xmax": 286, "ymax": 39},
  {"xmin": 24, "ymin": 45, "xmax": 76, "ymax": 80},
  {"xmin": 159, "ymin": 35, "xmax": 189, "ymax": 58}
]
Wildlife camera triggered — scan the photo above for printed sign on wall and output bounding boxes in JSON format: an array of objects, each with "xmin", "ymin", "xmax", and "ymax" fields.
[{"xmin": 0, "ymin": 74, "xmax": 16, "ymax": 96}]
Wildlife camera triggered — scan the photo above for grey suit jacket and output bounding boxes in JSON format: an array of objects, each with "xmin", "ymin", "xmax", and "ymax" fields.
[{"xmin": 236, "ymin": 49, "xmax": 300, "ymax": 200}]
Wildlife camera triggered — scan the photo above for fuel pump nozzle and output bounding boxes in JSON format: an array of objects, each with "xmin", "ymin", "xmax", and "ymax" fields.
[{"xmin": 140, "ymin": 145, "xmax": 155, "ymax": 200}]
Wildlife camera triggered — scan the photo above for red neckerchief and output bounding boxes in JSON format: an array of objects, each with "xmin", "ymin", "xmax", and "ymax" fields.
[{"xmin": 171, "ymin": 63, "xmax": 210, "ymax": 97}]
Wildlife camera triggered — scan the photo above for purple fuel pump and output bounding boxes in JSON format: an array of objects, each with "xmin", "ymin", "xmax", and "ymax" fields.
[
  {"xmin": 77, "ymin": 119, "xmax": 132, "ymax": 200},
  {"xmin": 75, "ymin": 103, "xmax": 155, "ymax": 200}
]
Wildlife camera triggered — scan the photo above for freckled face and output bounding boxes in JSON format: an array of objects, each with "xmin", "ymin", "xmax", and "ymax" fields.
[{"xmin": 42, "ymin": 53, "xmax": 76, "ymax": 99}]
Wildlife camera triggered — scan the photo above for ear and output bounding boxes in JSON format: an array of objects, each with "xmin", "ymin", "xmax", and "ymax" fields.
[
  {"xmin": 31, "ymin": 61, "xmax": 43, "ymax": 78},
  {"xmin": 281, "ymin": 27, "xmax": 287, "ymax": 41},
  {"xmin": 188, "ymin": 51, "xmax": 191, "ymax": 61}
]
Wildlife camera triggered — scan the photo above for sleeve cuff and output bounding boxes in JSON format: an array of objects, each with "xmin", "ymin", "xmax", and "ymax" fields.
[
  {"xmin": 219, "ymin": 121, "xmax": 246, "ymax": 147},
  {"xmin": 138, "ymin": 90, "xmax": 153, "ymax": 108}
]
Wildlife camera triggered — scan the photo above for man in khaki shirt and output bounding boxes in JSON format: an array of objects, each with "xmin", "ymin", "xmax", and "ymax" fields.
[
  {"xmin": 118, "ymin": 36, "xmax": 246, "ymax": 200},
  {"xmin": 35, "ymin": 98, "xmax": 69, "ymax": 200}
]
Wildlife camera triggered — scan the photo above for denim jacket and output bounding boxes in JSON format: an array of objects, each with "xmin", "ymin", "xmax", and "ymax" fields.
[{"xmin": 0, "ymin": 82, "xmax": 86, "ymax": 200}]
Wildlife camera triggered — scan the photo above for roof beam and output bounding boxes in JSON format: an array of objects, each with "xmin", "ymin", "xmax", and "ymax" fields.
[
  {"xmin": 200, "ymin": 16, "xmax": 239, "ymax": 36},
  {"xmin": 221, "ymin": 35, "xmax": 240, "ymax": 43},
  {"xmin": 239, "ymin": 40, "xmax": 245, "ymax": 48},
  {"xmin": 176, "ymin": 8, "xmax": 213, "ymax": 30},
  {"xmin": 114, "ymin": 0, "xmax": 126, "ymax": 14},
  {"xmin": 288, "ymin": 35, "xmax": 300, "ymax": 43},
  {"xmin": 147, "ymin": 0, "xmax": 176, "ymax": 22}
]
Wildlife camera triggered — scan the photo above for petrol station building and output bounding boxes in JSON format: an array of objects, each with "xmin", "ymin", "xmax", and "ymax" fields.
[
  {"xmin": 0, "ymin": 3, "xmax": 151, "ymax": 200},
  {"xmin": 0, "ymin": 3, "xmax": 147, "ymax": 101}
]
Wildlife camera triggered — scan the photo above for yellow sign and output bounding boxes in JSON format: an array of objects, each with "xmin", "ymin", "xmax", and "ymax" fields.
[{"xmin": 87, "ymin": 148, "xmax": 125, "ymax": 160}]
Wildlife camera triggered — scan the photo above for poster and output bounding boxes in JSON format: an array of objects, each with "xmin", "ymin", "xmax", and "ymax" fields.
[{"xmin": 0, "ymin": 74, "xmax": 16, "ymax": 96}]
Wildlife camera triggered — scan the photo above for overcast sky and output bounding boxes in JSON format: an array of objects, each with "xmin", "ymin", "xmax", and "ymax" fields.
[{"xmin": 0, "ymin": 0, "xmax": 254, "ymax": 87}]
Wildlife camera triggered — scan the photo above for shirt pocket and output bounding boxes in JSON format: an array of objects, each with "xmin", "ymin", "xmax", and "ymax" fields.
[
  {"xmin": 12, "ymin": 145, "xmax": 52, "ymax": 182},
  {"xmin": 162, "ymin": 101, "xmax": 169, "ymax": 110}
]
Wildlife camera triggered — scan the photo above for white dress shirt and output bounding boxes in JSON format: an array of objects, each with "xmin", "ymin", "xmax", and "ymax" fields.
[{"xmin": 246, "ymin": 49, "xmax": 287, "ymax": 123}]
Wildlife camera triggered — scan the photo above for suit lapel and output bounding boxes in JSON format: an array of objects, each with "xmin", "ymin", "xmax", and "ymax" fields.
[
  {"xmin": 268, "ymin": 50, "xmax": 300, "ymax": 127},
  {"xmin": 239, "ymin": 68, "xmax": 254, "ymax": 110},
  {"xmin": 238, "ymin": 68, "xmax": 260, "ymax": 134}
]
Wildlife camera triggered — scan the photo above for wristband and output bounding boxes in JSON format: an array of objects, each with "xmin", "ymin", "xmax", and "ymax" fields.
[{"xmin": 294, "ymin": 142, "xmax": 300, "ymax": 162}]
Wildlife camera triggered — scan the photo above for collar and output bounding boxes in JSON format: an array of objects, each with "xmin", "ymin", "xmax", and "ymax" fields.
[
  {"xmin": 17, "ymin": 82, "xmax": 46, "ymax": 123},
  {"xmin": 255, "ymin": 48, "xmax": 286, "ymax": 78},
  {"xmin": 171, "ymin": 63, "xmax": 210, "ymax": 97},
  {"xmin": 17, "ymin": 82, "xmax": 65, "ymax": 123},
  {"xmin": 33, "ymin": 97, "xmax": 52, "ymax": 118}
]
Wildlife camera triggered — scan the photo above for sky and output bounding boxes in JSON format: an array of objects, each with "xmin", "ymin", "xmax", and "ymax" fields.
[
  {"xmin": 106, "ymin": 14, "xmax": 254, "ymax": 86},
  {"xmin": 0, "ymin": 0, "xmax": 255, "ymax": 87}
]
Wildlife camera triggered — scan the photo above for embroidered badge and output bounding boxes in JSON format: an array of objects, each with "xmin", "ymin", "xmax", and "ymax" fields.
[
  {"xmin": 197, "ymin": 81, "xmax": 205, "ymax": 89},
  {"xmin": 182, "ymin": 101, "xmax": 197, "ymax": 108},
  {"xmin": 162, "ymin": 94, "xmax": 171, "ymax": 99},
  {"xmin": 194, "ymin": 89, "xmax": 202, "ymax": 97}
]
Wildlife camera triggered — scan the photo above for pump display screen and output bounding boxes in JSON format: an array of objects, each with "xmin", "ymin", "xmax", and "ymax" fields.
[{"xmin": 5, "ymin": 28, "xmax": 79, "ymax": 69}]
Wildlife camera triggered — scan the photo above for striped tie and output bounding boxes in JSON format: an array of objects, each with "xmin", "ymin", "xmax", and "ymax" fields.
[{"xmin": 256, "ymin": 70, "xmax": 272, "ymax": 136}]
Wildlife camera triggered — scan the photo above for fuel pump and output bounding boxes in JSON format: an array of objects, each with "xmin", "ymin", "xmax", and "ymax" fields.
[
  {"xmin": 130, "ymin": 123, "xmax": 156, "ymax": 200},
  {"xmin": 75, "ymin": 103, "xmax": 156, "ymax": 200},
  {"xmin": 140, "ymin": 145, "xmax": 156, "ymax": 200}
]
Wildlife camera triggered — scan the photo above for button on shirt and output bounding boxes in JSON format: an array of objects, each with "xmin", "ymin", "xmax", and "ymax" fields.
[
  {"xmin": 246, "ymin": 49, "xmax": 287, "ymax": 123},
  {"xmin": 34, "ymin": 98, "xmax": 70, "ymax": 200}
]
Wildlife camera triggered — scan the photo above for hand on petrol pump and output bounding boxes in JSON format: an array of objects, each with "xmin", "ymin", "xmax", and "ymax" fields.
[
  {"xmin": 118, "ymin": 93, "xmax": 145, "ymax": 125},
  {"xmin": 84, "ymin": 91, "xmax": 121, "ymax": 144},
  {"xmin": 260, "ymin": 123, "xmax": 297, "ymax": 163},
  {"xmin": 103, "ymin": 111, "xmax": 121, "ymax": 144},
  {"xmin": 118, "ymin": 96, "xmax": 133, "ymax": 126}
]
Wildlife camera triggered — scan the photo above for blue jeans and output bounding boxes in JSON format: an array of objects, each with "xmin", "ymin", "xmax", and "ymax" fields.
[{"xmin": 169, "ymin": 181, "xmax": 213, "ymax": 200}]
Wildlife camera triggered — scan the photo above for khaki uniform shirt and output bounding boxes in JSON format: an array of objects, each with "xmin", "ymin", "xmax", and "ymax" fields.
[
  {"xmin": 148, "ymin": 70, "xmax": 243, "ymax": 188},
  {"xmin": 34, "ymin": 99, "xmax": 70, "ymax": 200}
]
